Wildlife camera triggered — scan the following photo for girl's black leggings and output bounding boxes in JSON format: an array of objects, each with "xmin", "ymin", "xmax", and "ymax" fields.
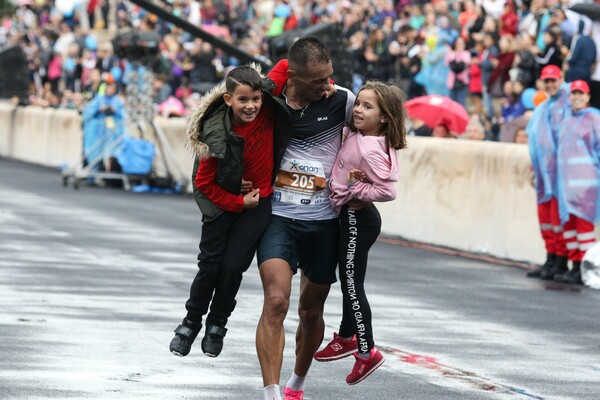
[{"xmin": 337, "ymin": 203, "xmax": 381, "ymax": 354}]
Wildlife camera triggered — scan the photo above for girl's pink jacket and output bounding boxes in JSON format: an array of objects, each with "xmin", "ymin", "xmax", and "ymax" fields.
[{"xmin": 329, "ymin": 127, "xmax": 399, "ymax": 213}]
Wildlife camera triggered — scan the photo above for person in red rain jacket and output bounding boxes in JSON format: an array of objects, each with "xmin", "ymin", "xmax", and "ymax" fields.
[
  {"xmin": 469, "ymin": 47, "xmax": 484, "ymax": 115},
  {"xmin": 500, "ymin": 1, "xmax": 518, "ymax": 37}
]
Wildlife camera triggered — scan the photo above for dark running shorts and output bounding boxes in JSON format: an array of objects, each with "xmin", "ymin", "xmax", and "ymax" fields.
[{"xmin": 257, "ymin": 215, "xmax": 339, "ymax": 284}]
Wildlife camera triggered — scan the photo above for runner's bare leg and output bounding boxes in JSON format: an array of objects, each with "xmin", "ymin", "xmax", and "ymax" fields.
[
  {"xmin": 256, "ymin": 259, "xmax": 293, "ymax": 386},
  {"xmin": 293, "ymin": 273, "xmax": 330, "ymax": 377}
]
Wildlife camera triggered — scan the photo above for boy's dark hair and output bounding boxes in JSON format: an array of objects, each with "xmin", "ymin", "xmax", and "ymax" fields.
[
  {"xmin": 288, "ymin": 37, "xmax": 331, "ymax": 74},
  {"xmin": 225, "ymin": 65, "xmax": 262, "ymax": 94}
]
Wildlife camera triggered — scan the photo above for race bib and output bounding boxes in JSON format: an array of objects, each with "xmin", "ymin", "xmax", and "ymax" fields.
[{"xmin": 274, "ymin": 159, "xmax": 327, "ymax": 205}]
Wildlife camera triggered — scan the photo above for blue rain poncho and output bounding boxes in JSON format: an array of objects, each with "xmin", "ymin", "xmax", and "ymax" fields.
[
  {"xmin": 556, "ymin": 107, "xmax": 600, "ymax": 224},
  {"xmin": 82, "ymin": 93, "xmax": 126, "ymax": 164},
  {"xmin": 526, "ymin": 85, "xmax": 570, "ymax": 203}
]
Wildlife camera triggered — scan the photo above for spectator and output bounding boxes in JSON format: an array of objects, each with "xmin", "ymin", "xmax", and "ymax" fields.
[
  {"xmin": 550, "ymin": 8, "xmax": 575, "ymax": 47},
  {"xmin": 153, "ymin": 73, "xmax": 172, "ymax": 105},
  {"xmin": 518, "ymin": 0, "xmax": 544, "ymax": 39},
  {"xmin": 458, "ymin": 0, "xmax": 478, "ymax": 42},
  {"xmin": 513, "ymin": 33, "xmax": 538, "ymax": 88},
  {"xmin": 480, "ymin": 33, "xmax": 498, "ymax": 118},
  {"xmin": 189, "ymin": 40, "xmax": 219, "ymax": 95},
  {"xmin": 500, "ymin": 1, "xmax": 518, "ymax": 37},
  {"xmin": 513, "ymin": 126, "xmax": 528, "ymax": 144},
  {"xmin": 47, "ymin": 51, "xmax": 62, "ymax": 94},
  {"xmin": 96, "ymin": 43, "xmax": 118, "ymax": 74},
  {"xmin": 418, "ymin": 31, "xmax": 451, "ymax": 97},
  {"xmin": 468, "ymin": 46, "xmax": 484, "ymax": 115},
  {"xmin": 488, "ymin": 35, "xmax": 516, "ymax": 100},
  {"xmin": 499, "ymin": 80, "xmax": 526, "ymax": 124},
  {"xmin": 467, "ymin": 3, "xmax": 487, "ymax": 48},
  {"xmin": 445, "ymin": 36, "xmax": 470, "ymax": 108},
  {"xmin": 364, "ymin": 28, "xmax": 393, "ymax": 81},
  {"xmin": 533, "ymin": 24, "xmax": 565, "ymax": 71},
  {"xmin": 566, "ymin": 20, "xmax": 597, "ymax": 83},
  {"xmin": 482, "ymin": 0, "xmax": 506, "ymax": 20},
  {"xmin": 432, "ymin": 123, "xmax": 453, "ymax": 138},
  {"xmin": 347, "ymin": 30, "xmax": 367, "ymax": 93},
  {"xmin": 409, "ymin": 118, "xmax": 433, "ymax": 137},
  {"xmin": 464, "ymin": 119, "xmax": 486, "ymax": 140}
]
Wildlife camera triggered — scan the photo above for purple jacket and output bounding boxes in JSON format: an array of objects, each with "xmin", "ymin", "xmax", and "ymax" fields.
[{"xmin": 329, "ymin": 127, "xmax": 399, "ymax": 213}]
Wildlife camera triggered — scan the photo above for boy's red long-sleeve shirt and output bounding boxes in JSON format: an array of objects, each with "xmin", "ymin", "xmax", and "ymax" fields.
[{"xmin": 195, "ymin": 106, "xmax": 275, "ymax": 213}]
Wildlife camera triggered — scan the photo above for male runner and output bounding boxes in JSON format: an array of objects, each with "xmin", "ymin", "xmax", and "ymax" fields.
[{"xmin": 256, "ymin": 37, "xmax": 355, "ymax": 400}]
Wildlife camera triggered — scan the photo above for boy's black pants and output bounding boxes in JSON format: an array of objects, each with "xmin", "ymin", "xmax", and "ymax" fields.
[
  {"xmin": 337, "ymin": 204, "xmax": 381, "ymax": 354},
  {"xmin": 185, "ymin": 197, "xmax": 271, "ymax": 326}
]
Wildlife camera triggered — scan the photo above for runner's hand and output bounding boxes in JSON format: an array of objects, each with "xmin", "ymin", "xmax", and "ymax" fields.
[{"xmin": 243, "ymin": 189, "xmax": 260, "ymax": 209}]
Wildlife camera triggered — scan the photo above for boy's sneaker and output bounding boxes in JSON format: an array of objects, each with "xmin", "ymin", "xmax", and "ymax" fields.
[
  {"xmin": 201, "ymin": 324, "xmax": 227, "ymax": 357},
  {"xmin": 346, "ymin": 347, "xmax": 385, "ymax": 385},
  {"xmin": 169, "ymin": 318, "xmax": 201, "ymax": 357},
  {"xmin": 283, "ymin": 387, "xmax": 304, "ymax": 400},
  {"xmin": 314, "ymin": 332, "xmax": 357, "ymax": 362}
]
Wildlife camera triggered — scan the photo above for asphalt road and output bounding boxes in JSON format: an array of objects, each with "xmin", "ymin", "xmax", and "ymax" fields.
[{"xmin": 1, "ymin": 157, "xmax": 599, "ymax": 400}]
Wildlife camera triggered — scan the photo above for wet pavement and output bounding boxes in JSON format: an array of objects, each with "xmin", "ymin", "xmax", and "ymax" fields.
[{"xmin": 1, "ymin": 157, "xmax": 600, "ymax": 400}]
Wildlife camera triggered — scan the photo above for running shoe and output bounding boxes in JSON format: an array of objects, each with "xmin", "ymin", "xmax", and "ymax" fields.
[
  {"xmin": 283, "ymin": 387, "xmax": 304, "ymax": 400},
  {"xmin": 346, "ymin": 347, "xmax": 385, "ymax": 385},
  {"xmin": 313, "ymin": 332, "xmax": 357, "ymax": 361}
]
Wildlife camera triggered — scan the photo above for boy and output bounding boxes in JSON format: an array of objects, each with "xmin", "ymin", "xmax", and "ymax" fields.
[{"xmin": 169, "ymin": 65, "xmax": 291, "ymax": 357}]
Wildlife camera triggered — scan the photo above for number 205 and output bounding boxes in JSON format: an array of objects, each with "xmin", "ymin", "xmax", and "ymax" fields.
[{"xmin": 291, "ymin": 174, "xmax": 315, "ymax": 189}]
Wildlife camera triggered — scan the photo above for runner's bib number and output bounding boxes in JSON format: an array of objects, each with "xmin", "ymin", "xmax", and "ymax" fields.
[{"xmin": 274, "ymin": 159, "xmax": 327, "ymax": 205}]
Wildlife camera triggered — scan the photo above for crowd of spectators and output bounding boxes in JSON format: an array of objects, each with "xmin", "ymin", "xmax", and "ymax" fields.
[{"xmin": 1, "ymin": 0, "xmax": 599, "ymax": 143}]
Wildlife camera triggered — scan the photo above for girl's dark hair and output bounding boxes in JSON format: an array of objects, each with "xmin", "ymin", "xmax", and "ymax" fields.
[
  {"xmin": 350, "ymin": 81, "xmax": 407, "ymax": 150},
  {"xmin": 225, "ymin": 65, "xmax": 262, "ymax": 93}
]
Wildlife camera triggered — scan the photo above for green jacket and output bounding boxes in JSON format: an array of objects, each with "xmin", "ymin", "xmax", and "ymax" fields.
[{"xmin": 186, "ymin": 75, "xmax": 291, "ymax": 221}]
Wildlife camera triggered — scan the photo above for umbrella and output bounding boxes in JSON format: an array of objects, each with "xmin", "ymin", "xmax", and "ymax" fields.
[
  {"xmin": 200, "ymin": 24, "xmax": 231, "ymax": 38},
  {"xmin": 405, "ymin": 95, "xmax": 470, "ymax": 134},
  {"xmin": 570, "ymin": 2, "xmax": 600, "ymax": 20}
]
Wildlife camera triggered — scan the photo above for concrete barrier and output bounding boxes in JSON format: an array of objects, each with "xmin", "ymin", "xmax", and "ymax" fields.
[
  {"xmin": 0, "ymin": 105, "xmax": 545, "ymax": 264},
  {"xmin": 377, "ymin": 136, "xmax": 544, "ymax": 264},
  {"xmin": 0, "ymin": 101, "xmax": 17, "ymax": 157},
  {"xmin": 10, "ymin": 106, "xmax": 82, "ymax": 167}
]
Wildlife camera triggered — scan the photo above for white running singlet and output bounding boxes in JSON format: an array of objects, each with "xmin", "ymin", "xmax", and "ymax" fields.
[{"xmin": 273, "ymin": 85, "xmax": 355, "ymax": 220}]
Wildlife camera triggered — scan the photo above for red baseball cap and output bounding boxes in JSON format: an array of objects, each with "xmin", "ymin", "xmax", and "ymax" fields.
[
  {"xmin": 570, "ymin": 80, "xmax": 590, "ymax": 94},
  {"xmin": 540, "ymin": 65, "xmax": 562, "ymax": 80}
]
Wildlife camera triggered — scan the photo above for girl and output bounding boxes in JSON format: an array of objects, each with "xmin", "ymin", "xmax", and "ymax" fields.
[{"xmin": 314, "ymin": 81, "xmax": 407, "ymax": 385}]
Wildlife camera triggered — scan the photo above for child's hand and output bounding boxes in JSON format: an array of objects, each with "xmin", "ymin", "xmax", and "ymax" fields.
[
  {"xmin": 241, "ymin": 179, "xmax": 253, "ymax": 194},
  {"xmin": 323, "ymin": 82, "xmax": 337, "ymax": 98},
  {"xmin": 243, "ymin": 189, "xmax": 260, "ymax": 209}
]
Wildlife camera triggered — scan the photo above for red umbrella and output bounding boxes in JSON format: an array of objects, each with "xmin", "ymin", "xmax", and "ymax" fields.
[
  {"xmin": 200, "ymin": 24, "xmax": 231, "ymax": 38},
  {"xmin": 405, "ymin": 95, "xmax": 470, "ymax": 134}
]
